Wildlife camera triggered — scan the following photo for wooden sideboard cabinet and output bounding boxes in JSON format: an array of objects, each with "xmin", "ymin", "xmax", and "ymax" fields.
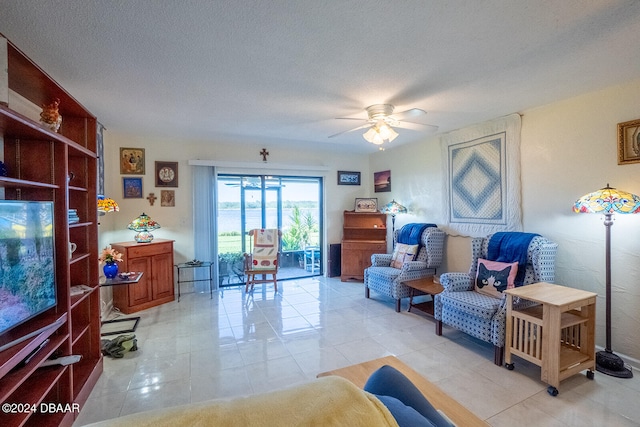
[
  {"xmin": 110, "ymin": 239, "xmax": 175, "ymax": 314},
  {"xmin": 341, "ymin": 211, "xmax": 387, "ymax": 282}
]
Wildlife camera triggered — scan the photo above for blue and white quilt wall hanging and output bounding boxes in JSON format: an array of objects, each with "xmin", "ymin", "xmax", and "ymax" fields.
[{"xmin": 441, "ymin": 114, "xmax": 522, "ymax": 236}]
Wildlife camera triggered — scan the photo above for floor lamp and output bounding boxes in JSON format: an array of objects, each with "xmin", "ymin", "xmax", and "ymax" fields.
[
  {"xmin": 574, "ymin": 184, "xmax": 640, "ymax": 378},
  {"xmin": 381, "ymin": 199, "xmax": 407, "ymax": 237}
]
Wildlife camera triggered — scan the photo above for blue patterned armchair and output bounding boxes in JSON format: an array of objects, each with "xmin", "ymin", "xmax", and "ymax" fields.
[
  {"xmin": 434, "ymin": 233, "xmax": 557, "ymax": 365},
  {"xmin": 364, "ymin": 226, "xmax": 445, "ymax": 312}
]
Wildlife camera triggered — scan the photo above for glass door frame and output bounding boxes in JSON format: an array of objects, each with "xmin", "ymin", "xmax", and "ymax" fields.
[{"xmin": 216, "ymin": 173, "xmax": 324, "ymax": 286}]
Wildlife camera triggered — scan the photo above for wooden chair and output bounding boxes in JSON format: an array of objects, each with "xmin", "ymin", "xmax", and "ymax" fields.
[{"xmin": 243, "ymin": 229, "xmax": 282, "ymax": 292}]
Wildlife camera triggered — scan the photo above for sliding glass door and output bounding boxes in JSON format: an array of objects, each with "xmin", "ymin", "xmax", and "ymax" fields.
[{"xmin": 217, "ymin": 174, "xmax": 322, "ymax": 287}]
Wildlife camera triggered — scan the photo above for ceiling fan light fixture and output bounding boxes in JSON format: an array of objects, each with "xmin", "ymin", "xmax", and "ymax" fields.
[
  {"xmin": 379, "ymin": 123, "xmax": 398, "ymax": 142},
  {"xmin": 363, "ymin": 121, "xmax": 398, "ymax": 145},
  {"xmin": 363, "ymin": 126, "xmax": 382, "ymax": 144}
]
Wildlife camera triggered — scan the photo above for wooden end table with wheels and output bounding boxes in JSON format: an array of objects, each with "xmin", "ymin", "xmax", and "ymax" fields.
[{"xmin": 403, "ymin": 276, "xmax": 443, "ymax": 317}]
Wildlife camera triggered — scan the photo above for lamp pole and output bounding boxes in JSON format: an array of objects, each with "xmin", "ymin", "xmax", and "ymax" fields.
[{"xmin": 603, "ymin": 212, "xmax": 612, "ymax": 353}]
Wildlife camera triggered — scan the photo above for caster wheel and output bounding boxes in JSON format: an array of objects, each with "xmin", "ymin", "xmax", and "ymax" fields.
[
  {"xmin": 547, "ymin": 386, "xmax": 558, "ymax": 396},
  {"xmin": 505, "ymin": 363, "xmax": 514, "ymax": 370},
  {"xmin": 586, "ymin": 370, "xmax": 594, "ymax": 380}
]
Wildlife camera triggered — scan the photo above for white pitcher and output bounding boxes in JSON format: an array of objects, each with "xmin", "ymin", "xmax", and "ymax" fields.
[{"xmin": 69, "ymin": 242, "xmax": 77, "ymax": 258}]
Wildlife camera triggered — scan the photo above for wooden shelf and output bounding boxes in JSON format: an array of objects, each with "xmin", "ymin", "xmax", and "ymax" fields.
[
  {"xmin": 0, "ymin": 105, "xmax": 96, "ymax": 157},
  {"xmin": 0, "ymin": 175, "xmax": 59, "ymax": 189},
  {"xmin": 0, "ymin": 332, "xmax": 68, "ymax": 399}
]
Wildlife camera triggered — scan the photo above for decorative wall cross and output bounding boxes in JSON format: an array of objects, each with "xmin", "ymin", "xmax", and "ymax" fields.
[
  {"xmin": 260, "ymin": 148, "xmax": 269, "ymax": 162},
  {"xmin": 147, "ymin": 192, "xmax": 157, "ymax": 206}
]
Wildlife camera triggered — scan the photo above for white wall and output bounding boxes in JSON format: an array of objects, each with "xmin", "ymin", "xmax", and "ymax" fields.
[{"xmin": 369, "ymin": 77, "xmax": 640, "ymax": 363}]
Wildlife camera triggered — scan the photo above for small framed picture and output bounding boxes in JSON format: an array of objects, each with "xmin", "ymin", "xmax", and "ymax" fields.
[
  {"xmin": 374, "ymin": 170, "xmax": 391, "ymax": 192},
  {"xmin": 337, "ymin": 170, "xmax": 361, "ymax": 186},
  {"xmin": 122, "ymin": 177, "xmax": 143, "ymax": 199},
  {"xmin": 617, "ymin": 118, "xmax": 640, "ymax": 165},
  {"xmin": 161, "ymin": 190, "xmax": 175, "ymax": 207},
  {"xmin": 120, "ymin": 147, "xmax": 145, "ymax": 174},
  {"xmin": 155, "ymin": 161, "xmax": 179, "ymax": 187},
  {"xmin": 355, "ymin": 198, "xmax": 378, "ymax": 212}
]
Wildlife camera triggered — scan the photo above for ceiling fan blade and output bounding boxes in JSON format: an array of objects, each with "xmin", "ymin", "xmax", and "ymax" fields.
[
  {"xmin": 328, "ymin": 123, "xmax": 372, "ymax": 138},
  {"xmin": 392, "ymin": 108, "xmax": 427, "ymax": 121},
  {"xmin": 394, "ymin": 121, "xmax": 439, "ymax": 131}
]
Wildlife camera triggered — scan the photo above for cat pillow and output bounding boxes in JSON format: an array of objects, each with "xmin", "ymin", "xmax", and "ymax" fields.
[{"xmin": 475, "ymin": 258, "xmax": 518, "ymax": 298}]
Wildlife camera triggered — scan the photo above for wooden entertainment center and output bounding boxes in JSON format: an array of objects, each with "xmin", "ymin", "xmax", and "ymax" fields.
[{"xmin": 0, "ymin": 35, "xmax": 102, "ymax": 426}]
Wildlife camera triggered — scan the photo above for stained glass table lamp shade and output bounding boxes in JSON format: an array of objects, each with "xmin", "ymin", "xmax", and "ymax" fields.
[
  {"xmin": 381, "ymin": 200, "xmax": 407, "ymax": 236},
  {"xmin": 574, "ymin": 184, "xmax": 640, "ymax": 378},
  {"xmin": 127, "ymin": 212, "xmax": 161, "ymax": 243}
]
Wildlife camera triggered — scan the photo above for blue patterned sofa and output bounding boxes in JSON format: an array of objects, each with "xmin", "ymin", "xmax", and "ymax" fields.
[
  {"xmin": 434, "ymin": 233, "xmax": 557, "ymax": 365},
  {"xmin": 364, "ymin": 226, "xmax": 445, "ymax": 312}
]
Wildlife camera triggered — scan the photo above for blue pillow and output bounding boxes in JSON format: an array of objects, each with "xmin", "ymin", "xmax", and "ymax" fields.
[{"xmin": 374, "ymin": 394, "xmax": 436, "ymax": 427}]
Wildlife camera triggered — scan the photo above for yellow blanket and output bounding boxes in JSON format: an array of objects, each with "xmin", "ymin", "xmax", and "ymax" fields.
[{"xmin": 87, "ymin": 376, "xmax": 398, "ymax": 427}]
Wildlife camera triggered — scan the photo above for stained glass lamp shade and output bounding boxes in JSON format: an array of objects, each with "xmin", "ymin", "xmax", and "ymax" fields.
[
  {"xmin": 97, "ymin": 195, "xmax": 119, "ymax": 215},
  {"xmin": 127, "ymin": 212, "xmax": 161, "ymax": 243},
  {"xmin": 381, "ymin": 200, "xmax": 407, "ymax": 235},
  {"xmin": 574, "ymin": 184, "xmax": 640, "ymax": 378}
]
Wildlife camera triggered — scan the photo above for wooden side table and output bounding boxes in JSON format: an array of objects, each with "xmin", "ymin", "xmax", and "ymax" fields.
[
  {"xmin": 403, "ymin": 276, "xmax": 443, "ymax": 317},
  {"xmin": 504, "ymin": 282, "xmax": 596, "ymax": 396}
]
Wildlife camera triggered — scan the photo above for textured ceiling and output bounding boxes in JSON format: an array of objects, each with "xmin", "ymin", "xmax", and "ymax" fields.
[{"xmin": 2, "ymin": 1, "xmax": 640, "ymax": 153}]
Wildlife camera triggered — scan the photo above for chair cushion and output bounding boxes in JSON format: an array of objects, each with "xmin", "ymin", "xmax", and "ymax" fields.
[
  {"xmin": 438, "ymin": 291, "xmax": 502, "ymax": 320},
  {"xmin": 251, "ymin": 229, "xmax": 278, "ymax": 270},
  {"xmin": 367, "ymin": 266, "xmax": 401, "ymax": 281},
  {"xmin": 391, "ymin": 243, "xmax": 419, "ymax": 268},
  {"xmin": 474, "ymin": 258, "xmax": 518, "ymax": 298}
]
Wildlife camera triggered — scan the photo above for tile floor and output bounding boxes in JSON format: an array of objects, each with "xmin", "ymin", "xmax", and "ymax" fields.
[{"xmin": 75, "ymin": 277, "xmax": 640, "ymax": 426}]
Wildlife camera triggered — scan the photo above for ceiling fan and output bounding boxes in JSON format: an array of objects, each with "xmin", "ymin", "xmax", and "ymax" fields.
[{"xmin": 328, "ymin": 104, "xmax": 438, "ymax": 145}]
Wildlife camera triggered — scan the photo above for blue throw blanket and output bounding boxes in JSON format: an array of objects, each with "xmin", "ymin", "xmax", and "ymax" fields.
[
  {"xmin": 397, "ymin": 223, "xmax": 437, "ymax": 245},
  {"xmin": 487, "ymin": 232, "xmax": 539, "ymax": 287}
]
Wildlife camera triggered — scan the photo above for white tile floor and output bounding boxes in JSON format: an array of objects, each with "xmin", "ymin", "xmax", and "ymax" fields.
[{"xmin": 75, "ymin": 277, "xmax": 640, "ymax": 426}]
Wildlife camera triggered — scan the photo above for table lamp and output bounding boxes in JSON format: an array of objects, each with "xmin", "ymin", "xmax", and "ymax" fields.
[{"xmin": 128, "ymin": 212, "xmax": 161, "ymax": 243}]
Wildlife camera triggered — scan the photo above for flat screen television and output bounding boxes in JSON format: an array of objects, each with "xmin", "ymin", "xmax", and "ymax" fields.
[{"xmin": 0, "ymin": 200, "xmax": 56, "ymax": 337}]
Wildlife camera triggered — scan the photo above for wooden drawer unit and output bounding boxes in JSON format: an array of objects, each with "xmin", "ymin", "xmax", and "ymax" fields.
[
  {"xmin": 110, "ymin": 239, "xmax": 175, "ymax": 314},
  {"xmin": 341, "ymin": 211, "xmax": 387, "ymax": 282}
]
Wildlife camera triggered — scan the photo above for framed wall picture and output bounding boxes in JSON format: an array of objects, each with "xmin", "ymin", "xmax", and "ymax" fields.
[
  {"xmin": 122, "ymin": 177, "xmax": 143, "ymax": 199},
  {"xmin": 337, "ymin": 170, "xmax": 361, "ymax": 185},
  {"xmin": 155, "ymin": 161, "xmax": 179, "ymax": 187},
  {"xmin": 355, "ymin": 198, "xmax": 378, "ymax": 212},
  {"xmin": 617, "ymin": 118, "xmax": 640, "ymax": 165},
  {"xmin": 161, "ymin": 190, "xmax": 175, "ymax": 207},
  {"xmin": 120, "ymin": 147, "xmax": 145, "ymax": 174},
  {"xmin": 374, "ymin": 170, "xmax": 391, "ymax": 192}
]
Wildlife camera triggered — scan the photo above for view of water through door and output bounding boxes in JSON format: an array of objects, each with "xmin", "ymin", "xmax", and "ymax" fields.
[{"xmin": 217, "ymin": 175, "xmax": 322, "ymax": 287}]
